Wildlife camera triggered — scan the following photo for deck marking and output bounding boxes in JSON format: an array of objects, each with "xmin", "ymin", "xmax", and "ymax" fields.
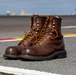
[
  {"xmin": 61, "ymin": 26, "xmax": 76, "ymax": 29},
  {"xmin": 0, "ymin": 66, "xmax": 61, "ymax": 75},
  {"xmin": 0, "ymin": 33, "xmax": 76, "ymax": 42}
]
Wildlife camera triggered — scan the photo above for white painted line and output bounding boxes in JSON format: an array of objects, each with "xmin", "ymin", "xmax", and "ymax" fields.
[
  {"xmin": 61, "ymin": 26, "xmax": 76, "ymax": 29},
  {"xmin": 0, "ymin": 66, "xmax": 61, "ymax": 75}
]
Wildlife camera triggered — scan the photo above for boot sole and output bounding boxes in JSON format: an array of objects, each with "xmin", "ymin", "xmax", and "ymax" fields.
[
  {"xmin": 20, "ymin": 50, "xmax": 67, "ymax": 61},
  {"xmin": 3, "ymin": 54, "xmax": 19, "ymax": 59}
]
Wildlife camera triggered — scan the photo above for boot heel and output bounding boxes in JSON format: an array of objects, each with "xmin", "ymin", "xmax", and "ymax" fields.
[{"xmin": 58, "ymin": 50, "xmax": 67, "ymax": 58}]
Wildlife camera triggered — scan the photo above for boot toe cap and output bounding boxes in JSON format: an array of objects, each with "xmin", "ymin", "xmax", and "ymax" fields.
[{"xmin": 5, "ymin": 46, "xmax": 20, "ymax": 55}]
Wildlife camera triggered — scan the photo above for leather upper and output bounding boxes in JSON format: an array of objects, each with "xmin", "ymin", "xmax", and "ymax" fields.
[
  {"xmin": 5, "ymin": 15, "xmax": 47, "ymax": 55},
  {"xmin": 21, "ymin": 16, "xmax": 65, "ymax": 56}
]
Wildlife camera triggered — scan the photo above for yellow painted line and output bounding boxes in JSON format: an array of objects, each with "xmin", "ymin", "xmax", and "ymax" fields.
[
  {"xmin": 63, "ymin": 33, "xmax": 76, "ymax": 37},
  {"xmin": 15, "ymin": 37, "xmax": 24, "ymax": 40},
  {"xmin": 15, "ymin": 33, "xmax": 76, "ymax": 41}
]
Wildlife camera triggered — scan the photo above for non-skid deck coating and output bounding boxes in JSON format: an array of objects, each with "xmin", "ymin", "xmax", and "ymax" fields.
[{"xmin": 0, "ymin": 15, "xmax": 76, "ymax": 75}]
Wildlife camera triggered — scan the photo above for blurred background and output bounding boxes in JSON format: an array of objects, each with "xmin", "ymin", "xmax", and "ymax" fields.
[{"xmin": 0, "ymin": 0, "xmax": 76, "ymax": 15}]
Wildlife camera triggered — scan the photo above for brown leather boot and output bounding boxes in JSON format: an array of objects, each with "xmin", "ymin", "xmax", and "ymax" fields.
[
  {"xmin": 20, "ymin": 15, "xmax": 67, "ymax": 60},
  {"xmin": 3, "ymin": 15, "xmax": 47, "ymax": 58}
]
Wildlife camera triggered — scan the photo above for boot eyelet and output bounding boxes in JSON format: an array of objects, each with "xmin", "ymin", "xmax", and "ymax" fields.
[
  {"xmin": 53, "ymin": 20, "xmax": 55, "ymax": 24},
  {"xmin": 53, "ymin": 25, "xmax": 55, "ymax": 28},
  {"xmin": 35, "ymin": 32, "xmax": 38, "ymax": 34},
  {"xmin": 37, "ymin": 20, "xmax": 39, "ymax": 23},
  {"xmin": 53, "ymin": 22, "xmax": 55, "ymax": 25},
  {"xmin": 33, "ymin": 23, "xmax": 36, "ymax": 26},
  {"xmin": 37, "ymin": 24, "xmax": 39, "ymax": 26},
  {"xmin": 36, "ymin": 29, "xmax": 39, "ymax": 32},
  {"xmin": 37, "ymin": 29, "xmax": 39, "ymax": 30},
  {"xmin": 50, "ymin": 33, "xmax": 52, "ymax": 35}
]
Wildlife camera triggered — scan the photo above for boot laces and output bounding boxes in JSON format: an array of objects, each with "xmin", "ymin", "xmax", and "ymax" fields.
[
  {"xmin": 18, "ymin": 28, "xmax": 36, "ymax": 45},
  {"xmin": 36, "ymin": 34, "xmax": 46, "ymax": 44},
  {"xmin": 33, "ymin": 17, "xmax": 49, "ymax": 44},
  {"xmin": 36, "ymin": 18, "xmax": 58, "ymax": 44},
  {"xmin": 36, "ymin": 27, "xmax": 58, "ymax": 44},
  {"xmin": 30, "ymin": 16, "xmax": 49, "ymax": 45},
  {"xmin": 48, "ymin": 26, "xmax": 58, "ymax": 39},
  {"xmin": 18, "ymin": 17, "xmax": 41, "ymax": 45}
]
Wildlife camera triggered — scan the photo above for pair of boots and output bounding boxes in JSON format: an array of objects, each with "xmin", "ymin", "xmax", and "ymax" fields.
[{"xmin": 3, "ymin": 15, "xmax": 67, "ymax": 60}]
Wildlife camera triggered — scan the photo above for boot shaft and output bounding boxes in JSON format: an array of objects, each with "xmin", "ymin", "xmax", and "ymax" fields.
[
  {"xmin": 18, "ymin": 15, "xmax": 47, "ymax": 46},
  {"xmin": 46, "ymin": 16, "xmax": 62, "ymax": 39},
  {"xmin": 31, "ymin": 15, "xmax": 47, "ymax": 35},
  {"xmin": 30, "ymin": 15, "xmax": 38, "ymax": 28},
  {"xmin": 48, "ymin": 16, "xmax": 62, "ymax": 32},
  {"xmin": 30, "ymin": 15, "xmax": 47, "ymax": 44},
  {"xmin": 36, "ymin": 15, "xmax": 64, "ymax": 46}
]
